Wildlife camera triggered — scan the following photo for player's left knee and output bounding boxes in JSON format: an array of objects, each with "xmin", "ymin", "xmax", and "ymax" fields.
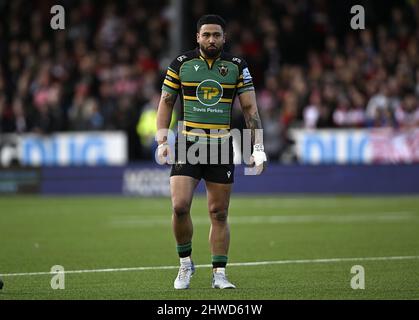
[{"xmin": 209, "ymin": 209, "xmax": 228, "ymax": 222}]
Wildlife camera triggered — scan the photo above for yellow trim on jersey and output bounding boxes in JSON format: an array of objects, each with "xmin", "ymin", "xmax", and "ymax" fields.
[
  {"xmin": 182, "ymin": 82, "xmax": 200, "ymax": 86},
  {"xmin": 199, "ymin": 56, "xmax": 215, "ymax": 68},
  {"xmin": 183, "ymin": 95, "xmax": 198, "ymax": 101},
  {"xmin": 163, "ymin": 79, "xmax": 180, "ymax": 89},
  {"xmin": 184, "ymin": 95, "xmax": 232, "ymax": 103},
  {"xmin": 182, "ymin": 130, "xmax": 230, "ymax": 138},
  {"xmin": 221, "ymin": 84, "xmax": 236, "ymax": 89},
  {"xmin": 167, "ymin": 69, "xmax": 180, "ymax": 80},
  {"xmin": 184, "ymin": 121, "xmax": 230, "ymax": 129},
  {"xmin": 182, "ymin": 82, "xmax": 236, "ymax": 89},
  {"xmin": 237, "ymin": 82, "xmax": 253, "ymax": 88}
]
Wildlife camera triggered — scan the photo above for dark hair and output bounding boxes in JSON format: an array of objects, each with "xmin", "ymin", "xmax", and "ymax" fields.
[{"xmin": 197, "ymin": 14, "xmax": 226, "ymax": 32}]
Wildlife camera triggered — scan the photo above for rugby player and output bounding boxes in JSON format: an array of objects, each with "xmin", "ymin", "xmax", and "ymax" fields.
[{"xmin": 156, "ymin": 14, "xmax": 267, "ymax": 289}]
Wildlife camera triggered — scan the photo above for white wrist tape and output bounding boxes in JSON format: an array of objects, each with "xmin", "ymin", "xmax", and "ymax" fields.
[
  {"xmin": 158, "ymin": 142, "xmax": 168, "ymax": 149},
  {"xmin": 253, "ymin": 144, "xmax": 264, "ymax": 152},
  {"xmin": 252, "ymin": 144, "xmax": 267, "ymax": 166}
]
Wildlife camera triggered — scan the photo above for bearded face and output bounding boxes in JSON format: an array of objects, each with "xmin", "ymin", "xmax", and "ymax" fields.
[{"xmin": 197, "ymin": 24, "xmax": 225, "ymax": 58}]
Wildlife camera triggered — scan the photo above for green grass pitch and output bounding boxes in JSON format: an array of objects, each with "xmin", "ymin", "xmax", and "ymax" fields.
[{"xmin": 0, "ymin": 195, "xmax": 418, "ymax": 300}]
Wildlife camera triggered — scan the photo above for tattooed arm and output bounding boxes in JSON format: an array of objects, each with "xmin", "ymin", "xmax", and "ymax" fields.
[
  {"xmin": 238, "ymin": 90, "xmax": 263, "ymax": 146},
  {"xmin": 239, "ymin": 90, "xmax": 267, "ymax": 174},
  {"xmin": 156, "ymin": 91, "xmax": 177, "ymax": 144}
]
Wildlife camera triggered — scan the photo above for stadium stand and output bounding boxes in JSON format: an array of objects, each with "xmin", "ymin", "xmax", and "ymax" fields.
[{"xmin": 0, "ymin": 0, "xmax": 418, "ymax": 162}]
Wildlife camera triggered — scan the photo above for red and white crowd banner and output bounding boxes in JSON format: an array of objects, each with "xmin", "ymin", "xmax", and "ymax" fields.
[
  {"xmin": 291, "ymin": 128, "xmax": 419, "ymax": 164},
  {"xmin": 370, "ymin": 129, "xmax": 419, "ymax": 164}
]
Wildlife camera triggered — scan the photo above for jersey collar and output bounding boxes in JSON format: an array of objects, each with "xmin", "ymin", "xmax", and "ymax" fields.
[{"xmin": 196, "ymin": 47, "xmax": 223, "ymax": 69}]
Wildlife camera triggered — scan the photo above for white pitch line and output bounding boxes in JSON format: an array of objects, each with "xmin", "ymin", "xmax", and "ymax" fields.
[
  {"xmin": 1, "ymin": 255, "xmax": 419, "ymax": 277},
  {"xmin": 109, "ymin": 212, "xmax": 417, "ymax": 227}
]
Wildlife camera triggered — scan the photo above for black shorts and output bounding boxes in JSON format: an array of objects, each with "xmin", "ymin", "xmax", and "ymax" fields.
[
  {"xmin": 170, "ymin": 162, "xmax": 234, "ymax": 184},
  {"xmin": 170, "ymin": 136, "xmax": 235, "ymax": 184}
]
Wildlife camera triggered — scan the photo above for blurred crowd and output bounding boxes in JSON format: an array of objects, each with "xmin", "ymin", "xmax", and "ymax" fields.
[
  {"xmin": 191, "ymin": 0, "xmax": 419, "ymax": 160},
  {"xmin": 1, "ymin": 0, "xmax": 419, "ymax": 161},
  {"xmin": 0, "ymin": 0, "xmax": 170, "ymax": 158}
]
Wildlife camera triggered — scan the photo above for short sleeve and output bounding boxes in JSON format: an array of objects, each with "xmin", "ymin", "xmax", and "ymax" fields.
[
  {"xmin": 236, "ymin": 59, "xmax": 255, "ymax": 95},
  {"xmin": 162, "ymin": 57, "xmax": 182, "ymax": 95}
]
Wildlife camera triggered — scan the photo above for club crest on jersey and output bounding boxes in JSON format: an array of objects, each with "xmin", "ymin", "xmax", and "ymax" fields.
[{"xmin": 218, "ymin": 64, "xmax": 228, "ymax": 76}]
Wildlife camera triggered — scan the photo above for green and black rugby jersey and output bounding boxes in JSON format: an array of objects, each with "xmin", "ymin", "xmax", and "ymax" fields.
[{"xmin": 162, "ymin": 48, "xmax": 254, "ymax": 143}]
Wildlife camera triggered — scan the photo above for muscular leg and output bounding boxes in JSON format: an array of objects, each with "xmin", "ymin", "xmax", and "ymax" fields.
[
  {"xmin": 171, "ymin": 175, "xmax": 200, "ymax": 289},
  {"xmin": 170, "ymin": 176, "xmax": 199, "ymax": 247},
  {"xmin": 205, "ymin": 181, "xmax": 232, "ymax": 258}
]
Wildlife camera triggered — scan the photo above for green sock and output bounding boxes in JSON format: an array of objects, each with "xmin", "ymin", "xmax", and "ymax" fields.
[
  {"xmin": 176, "ymin": 242, "xmax": 192, "ymax": 258},
  {"xmin": 212, "ymin": 255, "xmax": 228, "ymax": 268}
]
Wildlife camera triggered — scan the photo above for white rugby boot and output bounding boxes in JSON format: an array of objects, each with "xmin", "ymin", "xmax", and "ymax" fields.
[
  {"xmin": 212, "ymin": 268, "xmax": 236, "ymax": 289},
  {"xmin": 174, "ymin": 257, "xmax": 195, "ymax": 290}
]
